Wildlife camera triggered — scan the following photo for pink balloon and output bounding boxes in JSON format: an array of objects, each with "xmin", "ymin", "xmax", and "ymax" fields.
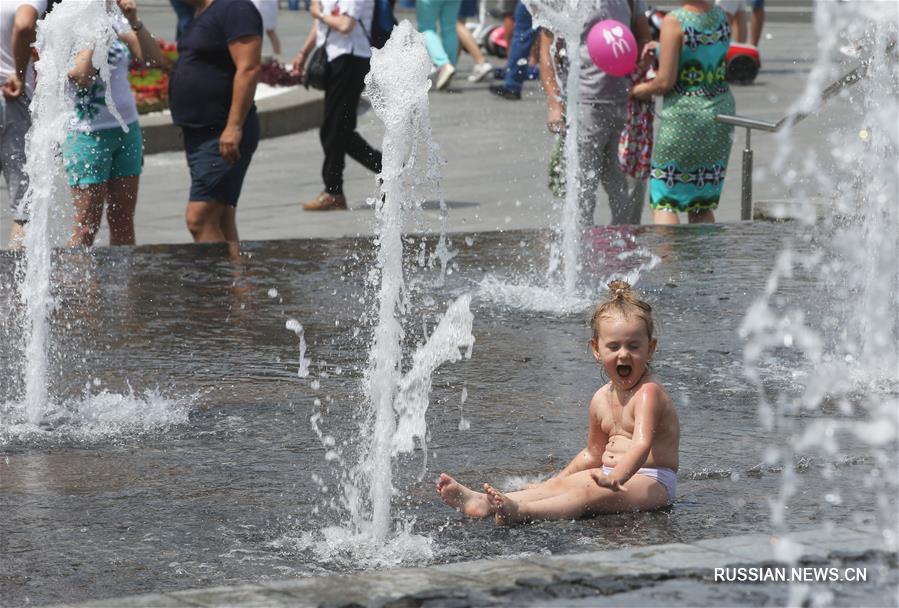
[{"xmin": 586, "ymin": 19, "xmax": 637, "ymax": 77}]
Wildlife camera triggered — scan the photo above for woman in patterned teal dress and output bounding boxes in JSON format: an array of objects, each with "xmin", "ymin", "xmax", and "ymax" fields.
[{"xmin": 631, "ymin": 0, "xmax": 735, "ymax": 224}]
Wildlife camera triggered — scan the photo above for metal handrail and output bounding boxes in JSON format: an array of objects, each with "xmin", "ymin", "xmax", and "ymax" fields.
[{"xmin": 716, "ymin": 57, "xmax": 873, "ymax": 220}]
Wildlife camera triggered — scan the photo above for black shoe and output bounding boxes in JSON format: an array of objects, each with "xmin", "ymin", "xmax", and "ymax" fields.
[{"xmin": 489, "ymin": 84, "xmax": 522, "ymax": 100}]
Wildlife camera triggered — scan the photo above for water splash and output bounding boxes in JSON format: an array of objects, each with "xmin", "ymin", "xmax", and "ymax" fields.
[
  {"xmin": 0, "ymin": 387, "xmax": 191, "ymax": 444},
  {"xmin": 286, "ymin": 318, "xmax": 311, "ymax": 378},
  {"xmin": 18, "ymin": 0, "xmax": 125, "ymax": 424},
  {"xmin": 740, "ymin": 0, "xmax": 898, "ymax": 589},
  {"xmin": 477, "ymin": 228, "xmax": 659, "ymax": 313},
  {"xmin": 334, "ymin": 22, "xmax": 475, "ymax": 544},
  {"xmin": 524, "ymin": 0, "xmax": 595, "ymax": 295}
]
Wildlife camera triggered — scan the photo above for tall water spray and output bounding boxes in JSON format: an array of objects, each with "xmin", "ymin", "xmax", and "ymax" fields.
[
  {"xmin": 740, "ymin": 0, "xmax": 898, "ymax": 592},
  {"xmin": 524, "ymin": 0, "xmax": 595, "ymax": 294},
  {"xmin": 353, "ymin": 21, "xmax": 474, "ymax": 542},
  {"xmin": 18, "ymin": 0, "xmax": 125, "ymax": 424}
]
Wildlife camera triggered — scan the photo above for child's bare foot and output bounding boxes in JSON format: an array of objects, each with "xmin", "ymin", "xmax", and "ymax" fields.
[
  {"xmin": 484, "ymin": 483, "xmax": 524, "ymax": 525},
  {"xmin": 436, "ymin": 473, "xmax": 492, "ymax": 518}
]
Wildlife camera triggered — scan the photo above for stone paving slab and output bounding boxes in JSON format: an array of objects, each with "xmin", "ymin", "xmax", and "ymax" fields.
[
  {"xmin": 55, "ymin": 526, "xmax": 895, "ymax": 608},
  {"xmin": 66, "ymin": 593, "xmax": 189, "ymax": 607},
  {"xmin": 260, "ymin": 566, "xmax": 480, "ymax": 607},
  {"xmin": 168, "ymin": 584, "xmax": 301, "ymax": 608}
]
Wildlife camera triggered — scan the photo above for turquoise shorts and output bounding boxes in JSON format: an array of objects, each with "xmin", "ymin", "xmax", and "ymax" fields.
[{"xmin": 63, "ymin": 121, "xmax": 143, "ymax": 187}]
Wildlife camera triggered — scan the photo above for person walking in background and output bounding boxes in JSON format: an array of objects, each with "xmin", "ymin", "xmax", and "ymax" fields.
[
  {"xmin": 64, "ymin": 0, "xmax": 163, "ymax": 247},
  {"xmin": 539, "ymin": 0, "xmax": 651, "ymax": 225},
  {"xmin": 1, "ymin": 0, "xmax": 45, "ymax": 250},
  {"xmin": 169, "ymin": 0, "xmax": 262, "ymax": 242},
  {"xmin": 489, "ymin": 0, "xmax": 536, "ymax": 100},
  {"xmin": 417, "ymin": 0, "xmax": 463, "ymax": 90},
  {"xmin": 717, "ymin": 0, "xmax": 764, "ymax": 47},
  {"xmin": 291, "ymin": 0, "xmax": 382, "ymax": 211},
  {"xmin": 631, "ymin": 0, "xmax": 735, "ymax": 224},
  {"xmin": 456, "ymin": 0, "xmax": 493, "ymax": 82},
  {"xmin": 250, "ymin": 0, "xmax": 282, "ymax": 60}
]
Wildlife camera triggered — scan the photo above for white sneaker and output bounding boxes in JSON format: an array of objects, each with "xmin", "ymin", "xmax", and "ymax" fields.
[
  {"xmin": 436, "ymin": 63, "xmax": 456, "ymax": 90},
  {"xmin": 467, "ymin": 62, "xmax": 494, "ymax": 82}
]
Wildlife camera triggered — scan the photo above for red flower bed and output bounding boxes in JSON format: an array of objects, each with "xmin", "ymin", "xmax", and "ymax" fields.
[{"xmin": 129, "ymin": 39, "xmax": 177, "ymax": 114}]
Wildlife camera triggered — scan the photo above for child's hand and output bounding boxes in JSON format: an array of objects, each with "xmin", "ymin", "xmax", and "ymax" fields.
[{"xmin": 591, "ymin": 470, "xmax": 625, "ymax": 492}]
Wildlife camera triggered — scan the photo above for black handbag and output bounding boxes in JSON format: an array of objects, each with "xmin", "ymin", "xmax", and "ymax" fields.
[{"xmin": 303, "ymin": 30, "xmax": 330, "ymax": 90}]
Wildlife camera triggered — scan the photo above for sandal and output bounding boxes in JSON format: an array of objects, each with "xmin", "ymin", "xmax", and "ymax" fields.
[{"xmin": 302, "ymin": 192, "xmax": 348, "ymax": 211}]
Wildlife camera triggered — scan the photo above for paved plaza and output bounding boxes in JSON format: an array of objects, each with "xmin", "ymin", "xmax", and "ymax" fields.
[
  {"xmin": 0, "ymin": 1, "xmax": 851, "ymax": 247},
  {"xmin": 56, "ymin": 525, "xmax": 895, "ymax": 607}
]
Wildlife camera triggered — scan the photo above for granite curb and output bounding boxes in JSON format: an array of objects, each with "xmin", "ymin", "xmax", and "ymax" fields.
[
  {"xmin": 140, "ymin": 87, "xmax": 324, "ymax": 154},
  {"xmin": 52, "ymin": 525, "xmax": 894, "ymax": 608}
]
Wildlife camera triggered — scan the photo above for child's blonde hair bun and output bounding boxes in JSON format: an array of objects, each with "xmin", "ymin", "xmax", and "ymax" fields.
[{"xmin": 591, "ymin": 280, "xmax": 655, "ymax": 340}]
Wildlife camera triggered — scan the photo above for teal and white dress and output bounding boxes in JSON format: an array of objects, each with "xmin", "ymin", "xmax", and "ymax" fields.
[{"xmin": 649, "ymin": 7, "xmax": 735, "ymax": 213}]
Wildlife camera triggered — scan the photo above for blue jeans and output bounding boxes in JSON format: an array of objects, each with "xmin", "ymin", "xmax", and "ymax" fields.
[
  {"xmin": 503, "ymin": 1, "xmax": 536, "ymax": 92},
  {"xmin": 417, "ymin": 0, "xmax": 463, "ymax": 67}
]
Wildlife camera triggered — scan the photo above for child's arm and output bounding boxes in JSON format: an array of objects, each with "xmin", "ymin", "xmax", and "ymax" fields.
[
  {"xmin": 554, "ymin": 395, "xmax": 608, "ymax": 478},
  {"xmin": 592, "ymin": 385, "xmax": 662, "ymax": 490}
]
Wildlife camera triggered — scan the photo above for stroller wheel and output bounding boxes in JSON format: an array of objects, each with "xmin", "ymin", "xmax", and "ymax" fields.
[
  {"xmin": 726, "ymin": 54, "xmax": 759, "ymax": 85},
  {"xmin": 485, "ymin": 25, "xmax": 508, "ymax": 59}
]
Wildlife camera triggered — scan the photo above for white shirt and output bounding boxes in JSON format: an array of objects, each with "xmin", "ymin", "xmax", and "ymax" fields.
[
  {"xmin": 0, "ymin": 0, "xmax": 47, "ymax": 95},
  {"xmin": 315, "ymin": 0, "xmax": 375, "ymax": 61},
  {"xmin": 67, "ymin": 19, "xmax": 138, "ymax": 131}
]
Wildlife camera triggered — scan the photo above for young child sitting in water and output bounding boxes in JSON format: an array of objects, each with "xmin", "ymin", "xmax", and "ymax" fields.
[{"xmin": 437, "ymin": 281, "xmax": 680, "ymax": 525}]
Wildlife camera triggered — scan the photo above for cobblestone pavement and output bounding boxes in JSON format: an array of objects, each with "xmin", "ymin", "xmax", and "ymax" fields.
[{"xmin": 57, "ymin": 526, "xmax": 896, "ymax": 607}]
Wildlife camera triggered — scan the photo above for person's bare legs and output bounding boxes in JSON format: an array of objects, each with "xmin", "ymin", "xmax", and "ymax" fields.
[
  {"xmin": 653, "ymin": 209, "xmax": 680, "ymax": 225},
  {"xmin": 502, "ymin": 14, "xmax": 513, "ymax": 48},
  {"xmin": 729, "ymin": 10, "xmax": 747, "ymax": 44},
  {"xmin": 68, "ymin": 183, "xmax": 108, "ymax": 247},
  {"xmin": 267, "ymin": 29, "xmax": 282, "ymax": 57},
  {"xmin": 436, "ymin": 473, "xmax": 493, "ymax": 517},
  {"xmin": 750, "ymin": 7, "xmax": 764, "ymax": 46},
  {"xmin": 106, "ymin": 175, "xmax": 138, "ymax": 246},
  {"xmin": 186, "ymin": 200, "xmax": 237, "ymax": 243},
  {"xmin": 687, "ymin": 209, "xmax": 715, "ymax": 223},
  {"xmin": 220, "ymin": 206, "xmax": 239, "ymax": 242},
  {"xmin": 456, "ymin": 19, "xmax": 486, "ymax": 64},
  {"xmin": 9, "ymin": 220, "xmax": 26, "ymax": 250},
  {"xmin": 485, "ymin": 472, "xmax": 669, "ymax": 525}
]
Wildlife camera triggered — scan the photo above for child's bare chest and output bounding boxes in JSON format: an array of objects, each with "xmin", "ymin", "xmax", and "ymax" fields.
[{"xmin": 598, "ymin": 401, "xmax": 635, "ymax": 437}]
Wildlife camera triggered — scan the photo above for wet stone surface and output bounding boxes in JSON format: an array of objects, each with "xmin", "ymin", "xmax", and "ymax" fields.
[{"xmin": 52, "ymin": 528, "xmax": 899, "ymax": 607}]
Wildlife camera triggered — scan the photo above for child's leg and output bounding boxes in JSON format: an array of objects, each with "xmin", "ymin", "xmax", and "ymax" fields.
[
  {"xmin": 436, "ymin": 473, "xmax": 492, "ymax": 517},
  {"xmin": 437, "ymin": 470, "xmax": 581, "ymax": 518},
  {"xmin": 486, "ymin": 473, "xmax": 669, "ymax": 525},
  {"xmin": 498, "ymin": 469, "xmax": 600, "ymax": 503},
  {"xmin": 456, "ymin": 19, "xmax": 486, "ymax": 64}
]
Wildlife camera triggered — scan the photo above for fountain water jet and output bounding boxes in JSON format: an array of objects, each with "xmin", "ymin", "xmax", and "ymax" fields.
[
  {"xmin": 19, "ymin": 0, "xmax": 125, "ymax": 425},
  {"xmin": 524, "ymin": 0, "xmax": 595, "ymax": 295},
  {"xmin": 346, "ymin": 21, "xmax": 474, "ymax": 543},
  {"xmin": 740, "ymin": 2, "xmax": 898, "ymax": 599}
]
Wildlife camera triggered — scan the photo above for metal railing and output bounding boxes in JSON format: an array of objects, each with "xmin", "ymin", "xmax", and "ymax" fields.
[{"xmin": 716, "ymin": 57, "xmax": 872, "ymax": 220}]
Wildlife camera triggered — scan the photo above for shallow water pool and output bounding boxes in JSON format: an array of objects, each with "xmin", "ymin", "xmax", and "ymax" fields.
[{"xmin": 0, "ymin": 223, "xmax": 889, "ymax": 606}]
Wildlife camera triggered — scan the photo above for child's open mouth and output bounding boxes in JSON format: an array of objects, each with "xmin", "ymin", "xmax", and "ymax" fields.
[{"xmin": 617, "ymin": 365, "xmax": 632, "ymax": 378}]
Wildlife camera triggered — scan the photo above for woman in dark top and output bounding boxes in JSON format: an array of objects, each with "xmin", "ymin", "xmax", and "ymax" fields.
[{"xmin": 169, "ymin": 0, "xmax": 262, "ymax": 242}]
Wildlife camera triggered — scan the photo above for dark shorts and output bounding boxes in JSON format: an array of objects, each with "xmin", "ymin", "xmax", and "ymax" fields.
[
  {"xmin": 182, "ymin": 110, "xmax": 259, "ymax": 207},
  {"xmin": 459, "ymin": 0, "xmax": 478, "ymax": 18}
]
